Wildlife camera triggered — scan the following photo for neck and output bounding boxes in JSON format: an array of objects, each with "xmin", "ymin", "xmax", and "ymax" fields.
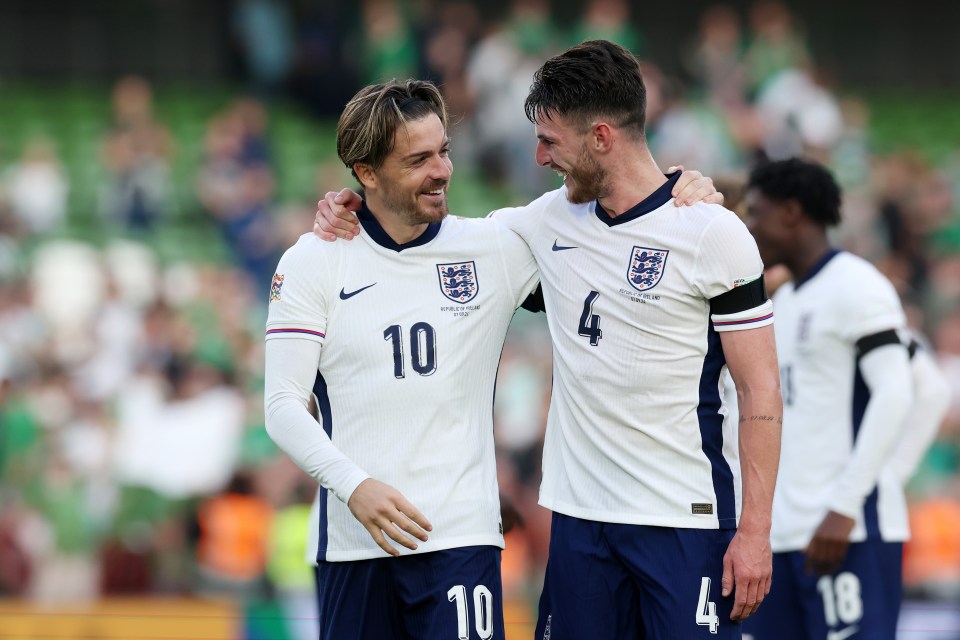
[
  {"xmin": 596, "ymin": 146, "xmax": 668, "ymax": 217},
  {"xmin": 364, "ymin": 193, "xmax": 429, "ymax": 245},
  {"xmin": 786, "ymin": 232, "xmax": 834, "ymax": 283}
]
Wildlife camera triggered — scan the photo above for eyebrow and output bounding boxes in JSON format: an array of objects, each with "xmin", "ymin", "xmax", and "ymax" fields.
[{"xmin": 400, "ymin": 138, "xmax": 450, "ymax": 163}]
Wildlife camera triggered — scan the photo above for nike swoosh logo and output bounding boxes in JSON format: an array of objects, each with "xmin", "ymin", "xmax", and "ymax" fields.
[
  {"xmin": 827, "ymin": 626, "xmax": 858, "ymax": 640},
  {"xmin": 339, "ymin": 283, "xmax": 377, "ymax": 300},
  {"xmin": 552, "ymin": 239, "xmax": 578, "ymax": 251}
]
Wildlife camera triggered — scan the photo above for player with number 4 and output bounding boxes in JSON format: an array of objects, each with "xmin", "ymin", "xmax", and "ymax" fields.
[
  {"xmin": 314, "ymin": 41, "xmax": 782, "ymax": 639},
  {"xmin": 264, "ymin": 73, "xmax": 722, "ymax": 639}
]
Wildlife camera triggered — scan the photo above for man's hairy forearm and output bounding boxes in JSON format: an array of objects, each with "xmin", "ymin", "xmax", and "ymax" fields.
[{"xmin": 737, "ymin": 394, "xmax": 782, "ymax": 534}]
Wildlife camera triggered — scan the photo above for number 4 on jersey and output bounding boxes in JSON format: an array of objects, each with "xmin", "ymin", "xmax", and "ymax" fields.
[
  {"xmin": 578, "ymin": 291, "xmax": 602, "ymax": 346},
  {"xmin": 696, "ymin": 576, "xmax": 719, "ymax": 634}
]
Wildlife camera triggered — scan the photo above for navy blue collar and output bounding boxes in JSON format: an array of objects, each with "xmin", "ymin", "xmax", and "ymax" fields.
[
  {"xmin": 794, "ymin": 248, "xmax": 841, "ymax": 290},
  {"xmin": 358, "ymin": 200, "xmax": 442, "ymax": 252},
  {"xmin": 593, "ymin": 171, "xmax": 681, "ymax": 227}
]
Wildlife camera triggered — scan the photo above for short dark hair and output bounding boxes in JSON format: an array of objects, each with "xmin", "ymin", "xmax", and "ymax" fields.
[
  {"xmin": 748, "ymin": 158, "xmax": 842, "ymax": 227},
  {"xmin": 337, "ymin": 79, "xmax": 448, "ymax": 180},
  {"xmin": 524, "ymin": 40, "xmax": 646, "ymax": 139}
]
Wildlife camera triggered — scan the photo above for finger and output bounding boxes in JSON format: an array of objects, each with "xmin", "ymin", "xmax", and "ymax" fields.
[
  {"xmin": 671, "ymin": 169, "xmax": 702, "ymax": 197},
  {"xmin": 731, "ymin": 585, "xmax": 747, "ymax": 621},
  {"xmin": 704, "ymin": 192, "xmax": 725, "ymax": 205},
  {"xmin": 368, "ymin": 527, "xmax": 400, "ymax": 557},
  {"xmin": 316, "ymin": 201, "xmax": 359, "ymax": 235},
  {"xmin": 721, "ymin": 552, "xmax": 734, "ymax": 598},
  {"xmin": 394, "ymin": 511, "xmax": 430, "ymax": 542},
  {"xmin": 312, "ymin": 221, "xmax": 338, "ymax": 243},
  {"xmin": 666, "ymin": 164, "xmax": 685, "ymax": 174},
  {"xmin": 677, "ymin": 181, "xmax": 716, "ymax": 207},
  {"xmin": 383, "ymin": 521, "xmax": 420, "ymax": 551},
  {"xmin": 335, "ymin": 187, "xmax": 363, "ymax": 210},
  {"xmin": 673, "ymin": 175, "xmax": 708, "ymax": 206},
  {"xmin": 396, "ymin": 497, "xmax": 433, "ymax": 533},
  {"xmin": 743, "ymin": 577, "xmax": 762, "ymax": 619}
]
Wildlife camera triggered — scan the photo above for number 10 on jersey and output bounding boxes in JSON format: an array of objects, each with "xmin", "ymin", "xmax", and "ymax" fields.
[{"xmin": 384, "ymin": 323, "xmax": 438, "ymax": 378}]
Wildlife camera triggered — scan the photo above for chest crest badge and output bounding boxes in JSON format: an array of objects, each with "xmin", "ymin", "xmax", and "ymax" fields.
[
  {"xmin": 626, "ymin": 247, "xmax": 669, "ymax": 292},
  {"xmin": 436, "ymin": 261, "xmax": 479, "ymax": 303}
]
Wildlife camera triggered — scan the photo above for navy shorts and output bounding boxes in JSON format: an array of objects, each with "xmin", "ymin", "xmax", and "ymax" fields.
[
  {"xmin": 535, "ymin": 512, "xmax": 741, "ymax": 640},
  {"xmin": 742, "ymin": 541, "xmax": 902, "ymax": 640},
  {"xmin": 315, "ymin": 545, "xmax": 504, "ymax": 640}
]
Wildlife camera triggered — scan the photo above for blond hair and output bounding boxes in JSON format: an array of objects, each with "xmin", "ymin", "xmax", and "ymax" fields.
[{"xmin": 337, "ymin": 79, "xmax": 448, "ymax": 180}]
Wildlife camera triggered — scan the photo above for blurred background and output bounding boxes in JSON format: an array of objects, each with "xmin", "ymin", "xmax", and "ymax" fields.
[{"xmin": 0, "ymin": 0, "xmax": 958, "ymax": 638}]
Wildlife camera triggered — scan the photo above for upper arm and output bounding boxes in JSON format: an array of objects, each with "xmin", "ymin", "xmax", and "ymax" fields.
[
  {"xmin": 697, "ymin": 211, "xmax": 775, "ymax": 333},
  {"xmin": 492, "ymin": 218, "xmax": 540, "ymax": 307},
  {"xmin": 265, "ymin": 237, "xmax": 331, "ymax": 345},
  {"xmin": 720, "ymin": 324, "xmax": 780, "ymax": 394}
]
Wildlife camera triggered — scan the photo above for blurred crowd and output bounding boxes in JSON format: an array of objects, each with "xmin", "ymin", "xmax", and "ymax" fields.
[{"xmin": 0, "ymin": 0, "xmax": 959, "ymax": 637}]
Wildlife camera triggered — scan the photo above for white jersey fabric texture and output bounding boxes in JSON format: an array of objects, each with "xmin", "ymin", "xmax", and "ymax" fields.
[
  {"xmin": 491, "ymin": 174, "xmax": 772, "ymax": 530},
  {"xmin": 265, "ymin": 206, "xmax": 538, "ymax": 562},
  {"xmin": 768, "ymin": 250, "xmax": 910, "ymax": 552}
]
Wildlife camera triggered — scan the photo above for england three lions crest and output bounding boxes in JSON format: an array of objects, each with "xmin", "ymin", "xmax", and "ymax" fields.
[
  {"xmin": 437, "ymin": 261, "xmax": 479, "ymax": 303},
  {"xmin": 627, "ymin": 247, "xmax": 669, "ymax": 291}
]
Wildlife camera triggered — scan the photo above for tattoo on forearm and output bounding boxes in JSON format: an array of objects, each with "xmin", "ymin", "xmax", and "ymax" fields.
[{"xmin": 739, "ymin": 414, "xmax": 783, "ymax": 425}]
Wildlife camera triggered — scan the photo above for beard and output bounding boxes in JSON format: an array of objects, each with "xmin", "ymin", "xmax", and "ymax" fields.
[
  {"xmin": 563, "ymin": 144, "xmax": 610, "ymax": 205},
  {"xmin": 379, "ymin": 177, "xmax": 449, "ymax": 226}
]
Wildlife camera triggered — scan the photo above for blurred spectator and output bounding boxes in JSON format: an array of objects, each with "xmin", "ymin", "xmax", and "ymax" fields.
[
  {"xmin": 358, "ymin": 0, "xmax": 419, "ymax": 84},
  {"xmin": 99, "ymin": 77, "xmax": 174, "ymax": 231},
  {"xmin": 683, "ymin": 5, "xmax": 747, "ymax": 110},
  {"xmin": 569, "ymin": 0, "xmax": 642, "ymax": 54},
  {"xmin": 195, "ymin": 470, "xmax": 273, "ymax": 598},
  {"xmin": 231, "ymin": 0, "xmax": 295, "ymax": 97},
  {"xmin": 744, "ymin": 0, "xmax": 811, "ymax": 94},
  {"xmin": 1, "ymin": 138, "xmax": 69, "ymax": 236},
  {"xmin": 645, "ymin": 62, "xmax": 742, "ymax": 176},
  {"xmin": 420, "ymin": 1, "xmax": 482, "ymax": 119},
  {"xmin": 465, "ymin": 0, "xmax": 558, "ymax": 200}
]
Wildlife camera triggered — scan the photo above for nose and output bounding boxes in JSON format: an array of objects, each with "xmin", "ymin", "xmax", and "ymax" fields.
[
  {"xmin": 429, "ymin": 153, "xmax": 452, "ymax": 180},
  {"xmin": 535, "ymin": 140, "xmax": 551, "ymax": 167}
]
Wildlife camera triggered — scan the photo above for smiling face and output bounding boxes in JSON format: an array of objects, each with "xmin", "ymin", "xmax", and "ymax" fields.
[
  {"xmin": 534, "ymin": 113, "xmax": 609, "ymax": 205},
  {"xmin": 362, "ymin": 113, "xmax": 452, "ymax": 226}
]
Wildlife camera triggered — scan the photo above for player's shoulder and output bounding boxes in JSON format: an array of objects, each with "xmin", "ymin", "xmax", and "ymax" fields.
[
  {"xmin": 679, "ymin": 202, "xmax": 753, "ymax": 244},
  {"xmin": 488, "ymin": 186, "xmax": 570, "ymax": 224},
  {"xmin": 441, "ymin": 214, "xmax": 531, "ymax": 256},
  {"xmin": 277, "ymin": 232, "xmax": 337, "ymax": 271},
  {"xmin": 828, "ymin": 252, "xmax": 896, "ymax": 294}
]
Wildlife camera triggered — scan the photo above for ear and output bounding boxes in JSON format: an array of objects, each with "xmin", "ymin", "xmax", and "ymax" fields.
[
  {"xmin": 354, "ymin": 163, "xmax": 377, "ymax": 191},
  {"xmin": 781, "ymin": 199, "xmax": 804, "ymax": 228},
  {"xmin": 590, "ymin": 122, "xmax": 614, "ymax": 153}
]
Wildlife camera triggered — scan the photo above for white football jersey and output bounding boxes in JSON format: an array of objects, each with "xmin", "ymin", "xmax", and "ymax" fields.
[
  {"xmin": 266, "ymin": 206, "xmax": 539, "ymax": 562},
  {"xmin": 769, "ymin": 250, "xmax": 908, "ymax": 551},
  {"xmin": 492, "ymin": 175, "xmax": 772, "ymax": 529}
]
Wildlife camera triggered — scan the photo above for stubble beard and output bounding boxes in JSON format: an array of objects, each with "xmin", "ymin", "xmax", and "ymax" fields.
[
  {"xmin": 564, "ymin": 145, "xmax": 609, "ymax": 205},
  {"xmin": 380, "ymin": 179, "xmax": 449, "ymax": 226}
]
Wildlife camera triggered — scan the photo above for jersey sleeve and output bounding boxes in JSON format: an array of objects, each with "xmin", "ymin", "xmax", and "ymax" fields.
[
  {"xmin": 265, "ymin": 236, "xmax": 331, "ymax": 344},
  {"xmin": 695, "ymin": 210, "xmax": 774, "ymax": 332},
  {"xmin": 838, "ymin": 268, "xmax": 906, "ymax": 342},
  {"xmin": 491, "ymin": 218, "xmax": 540, "ymax": 307}
]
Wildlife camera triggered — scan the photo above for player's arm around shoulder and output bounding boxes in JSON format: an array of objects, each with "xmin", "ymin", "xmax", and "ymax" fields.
[{"xmin": 487, "ymin": 216, "xmax": 540, "ymax": 306}]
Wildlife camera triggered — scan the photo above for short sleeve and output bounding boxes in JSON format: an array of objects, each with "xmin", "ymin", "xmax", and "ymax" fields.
[
  {"xmin": 695, "ymin": 210, "xmax": 773, "ymax": 333},
  {"xmin": 838, "ymin": 269, "xmax": 905, "ymax": 342},
  {"xmin": 491, "ymin": 219, "xmax": 540, "ymax": 307},
  {"xmin": 265, "ymin": 235, "xmax": 331, "ymax": 344}
]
